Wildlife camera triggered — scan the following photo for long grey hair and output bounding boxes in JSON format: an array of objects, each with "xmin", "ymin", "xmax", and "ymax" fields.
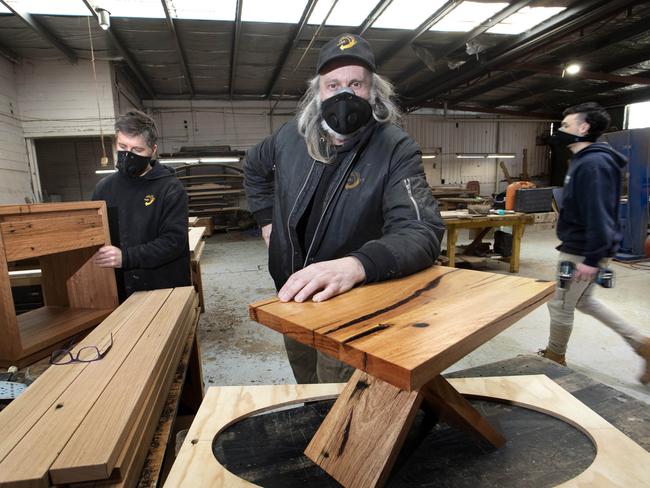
[{"xmin": 296, "ymin": 72, "xmax": 401, "ymax": 163}]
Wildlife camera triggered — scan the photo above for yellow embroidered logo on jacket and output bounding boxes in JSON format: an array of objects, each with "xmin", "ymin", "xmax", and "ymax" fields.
[
  {"xmin": 338, "ymin": 35, "xmax": 357, "ymax": 51},
  {"xmin": 144, "ymin": 194, "xmax": 156, "ymax": 206}
]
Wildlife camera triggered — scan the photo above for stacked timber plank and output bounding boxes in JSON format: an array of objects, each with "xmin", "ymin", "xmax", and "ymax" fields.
[
  {"xmin": 0, "ymin": 286, "xmax": 199, "ymax": 488},
  {"xmin": 175, "ymin": 163, "xmax": 246, "ymax": 230}
]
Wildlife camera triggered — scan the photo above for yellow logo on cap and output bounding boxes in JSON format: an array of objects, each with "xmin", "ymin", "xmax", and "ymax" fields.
[
  {"xmin": 144, "ymin": 194, "xmax": 156, "ymax": 206},
  {"xmin": 338, "ymin": 35, "xmax": 357, "ymax": 51}
]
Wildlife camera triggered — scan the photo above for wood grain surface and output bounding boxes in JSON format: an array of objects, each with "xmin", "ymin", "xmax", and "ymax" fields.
[{"xmin": 250, "ymin": 266, "xmax": 555, "ymax": 390}]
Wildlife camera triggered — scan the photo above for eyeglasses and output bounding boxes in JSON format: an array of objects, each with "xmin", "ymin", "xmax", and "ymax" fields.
[{"xmin": 49, "ymin": 333, "xmax": 113, "ymax": 365}]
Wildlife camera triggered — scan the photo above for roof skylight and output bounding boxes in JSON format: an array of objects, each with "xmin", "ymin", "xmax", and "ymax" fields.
[
  {"xmin": 488, "ymin": 6, "xmax": 566, "ymax": 35},
  {"xmin": 430, "ymin": 2, "xmax": 508, "ymax": 33},
  {"xmin": 308, "ymin": 0, "xmax": 379, "ymax": 27},
  {"xmin": 373, "ymin": 0, "xmax": 447, "ymax": 30},
  {"xmin": 241, "ymin": 0, "xmax": 308, "ymax": 24}
]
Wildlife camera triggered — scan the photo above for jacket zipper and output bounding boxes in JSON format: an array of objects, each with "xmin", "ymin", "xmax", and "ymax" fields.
[
  {"xmin": 303, "ymin": 151, "xmax": 359, "ymax": 266},
  {"xmin": 287, "ymin": 160, "xmax": 316, "ymax": 272},
  {"xmin": 404, "ymin": 178, "xmax": 421, "ymax": 221}
]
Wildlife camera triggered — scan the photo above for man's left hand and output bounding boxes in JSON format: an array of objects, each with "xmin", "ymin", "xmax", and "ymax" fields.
[
  {"xmin": 278, "ymin": 257, "xmax": 366, "ymax": 303},
  {"xmin": 574, "ymin": 262, "xmax": 598, "ymax": 282},
  {"xmin": 94, "ymin": 245, "xmax": 123, "ymax": 268}
]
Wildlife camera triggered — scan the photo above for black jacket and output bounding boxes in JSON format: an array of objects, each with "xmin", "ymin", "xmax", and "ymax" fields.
[
  {"xmin": 244, "ymin": 120, "xmax": 445, "ymax": 290},
  {"xmin": 92, "ymin": 161, "xmax": 191, "ymax": 301},
  {"xmin": 557, "ymin": 142, "xmax": 626, "ymax": 266}
]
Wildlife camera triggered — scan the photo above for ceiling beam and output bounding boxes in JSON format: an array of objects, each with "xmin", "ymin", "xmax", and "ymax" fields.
[
  {"xmin": 0, "ymin": 0, "xmax": 76, "ymax": 64},
  {"xmin": 598, "ymin": 85, "xmax": 650, "ymax": 109},
  {"xmin": 375, "ymin": 0, "xmax": 462, "ymax": 68},
  {"xmin": 229, "ymin": 0, "xmax": 243, "ymax": 98},
  {"xmin": 393, "ymin": 0, "xmax": 534, "ymax": 85},
  {"xmin": 446, "ymin": 71, "xmax": 533, "ymax": 103},
  {"xmin": 407, "ymin": 0, "xmax": 637, "ymax": 108},
  {"xmin": 161, "ymin": 0, "xmax": 194, "ymax": 96},
  {"xmin": 416, "ymin": 101, "xmax": 558, "ymax": 119},
  {"xmin": 265, "ymin": 0, "xmax": 319, "ymax": 98},
  {"xmin": 522, "ymin": 50, "xmax": 650, "ymax": 111},
  {"xmin": 82, "ymin": 0, "xmax": 155, "ymax": 99},
  {"xmin": 0, "ymin": 41, "xmax": 19, "ymax": 64},
  {"xmin": 357, "ymin": 0, "xmax": 393, "ymax": 36},
  {"xmin": 506, "ymin": 63, "xmax": 650, "ymax": 85}
]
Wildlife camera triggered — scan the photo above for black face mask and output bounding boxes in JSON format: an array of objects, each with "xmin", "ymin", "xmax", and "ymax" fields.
[
  {"xmin": 321, "ymin": 89, "xmax": 372, "ymax": 135},
  {"xmin": 116, "ymin": 150, "xmax": 151, "ymax": 177},
  {"xmin": 550, "ymin": 129, "xmax": 596, "ymax": 147}
]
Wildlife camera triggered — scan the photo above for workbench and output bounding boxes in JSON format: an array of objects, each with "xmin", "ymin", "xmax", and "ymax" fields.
[
  {"xmin": 188, "ymin": 226, "xmax": 206, "ymax": 313},
  {"xmin": 442, "ymin": 211, "xmax": 534, "ymax": 273}
]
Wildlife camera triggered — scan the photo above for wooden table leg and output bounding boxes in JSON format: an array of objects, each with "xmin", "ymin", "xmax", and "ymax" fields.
[
  {"xmin": 305, "ymin": 370, "xmax": 422, "ymax": 488},
  {"xmin": 305, "ymin": 371, "xmax": 506, "ymax": 487},
  {"xmin": 446, "ymin": 225, "xmax": 458, "ymax": 268},
  {"xmin": 421, "ymin": 375, "xmax": 505, "ymax": 449},
  {"xmin": 510, "ymin": 223, "xmax": 525, "ymax": 273}
]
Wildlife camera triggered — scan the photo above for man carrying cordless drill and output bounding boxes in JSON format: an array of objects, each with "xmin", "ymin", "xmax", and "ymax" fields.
[{"xmin": 539, "ymin": 102, "xmax": 650, "ymax": 384}]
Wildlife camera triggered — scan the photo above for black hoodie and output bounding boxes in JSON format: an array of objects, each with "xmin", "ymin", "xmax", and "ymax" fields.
[
  {"xmin": 556, "ymin": 142, "xmax": 627, "ymax": 267},
  {"xmin": 92, "ymin": 161, "xmax": 191, "ymax": 301}
]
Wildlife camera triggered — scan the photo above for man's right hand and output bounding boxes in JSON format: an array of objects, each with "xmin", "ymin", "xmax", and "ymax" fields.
[{"xmin": 261, "ymin": 223, "xmax": 272, "ymax": 247}]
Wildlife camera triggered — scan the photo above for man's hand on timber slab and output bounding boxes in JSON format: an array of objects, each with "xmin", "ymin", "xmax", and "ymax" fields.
[
  {"xmin": 278, "ymin": 257, "xmax": 366, "ymax": 303},
  {"xmin": 94, "ymin": 245, "xmax": 123, "ymax": 268}
]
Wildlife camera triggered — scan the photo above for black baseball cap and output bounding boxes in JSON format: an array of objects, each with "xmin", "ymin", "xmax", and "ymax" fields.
[{"xmin": 317, "ymin": 34, "xmax": 376, "ymax": 74}]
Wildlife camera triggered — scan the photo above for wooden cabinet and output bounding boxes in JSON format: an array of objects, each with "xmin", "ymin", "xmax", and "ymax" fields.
[{"xmin": 0, "ymin": 202, "xmax": 118, "ymax": 367}]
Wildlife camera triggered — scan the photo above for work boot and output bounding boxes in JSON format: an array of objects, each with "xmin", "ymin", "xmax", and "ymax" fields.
[
  {"xmin": 637, "ymin": 338, "xmax": 650, "ymax": 385},
  {"xmin": 537, "ymin": 348, "xmax": 567, "ymax": 366}
]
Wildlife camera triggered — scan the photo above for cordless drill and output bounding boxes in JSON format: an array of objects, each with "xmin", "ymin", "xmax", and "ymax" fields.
[{"xmin": 558, "ymin": 261, "xmax": 614, "ymax": 290}]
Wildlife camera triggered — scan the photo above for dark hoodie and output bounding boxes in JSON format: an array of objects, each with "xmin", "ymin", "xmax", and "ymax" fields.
[
  {"xmin": 92, "ymin": 161, "xmax": 191, "ymax": 301},
  {"xmin": 556, "ymin": 142, "xmax": 627, "ymax": 267}
]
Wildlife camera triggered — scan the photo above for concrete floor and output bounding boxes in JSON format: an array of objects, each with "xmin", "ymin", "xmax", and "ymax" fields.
[{"xmin": 198, "ymin": 226, "xmax": 650, "ymax": 403}]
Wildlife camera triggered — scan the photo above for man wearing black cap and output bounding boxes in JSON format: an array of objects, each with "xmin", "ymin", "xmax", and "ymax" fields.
[{"xmin": 244, "ymin": 34, "xmax": 445, "ymax": 383}]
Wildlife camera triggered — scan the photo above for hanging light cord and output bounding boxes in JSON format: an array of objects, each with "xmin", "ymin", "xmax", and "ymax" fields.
[{"xmin": 87, "ymin": 16, "xmax": 108, "ymax": 164}]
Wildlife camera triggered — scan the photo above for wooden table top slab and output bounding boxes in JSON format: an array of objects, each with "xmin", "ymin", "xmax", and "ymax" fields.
[{"xmin": 250, "ymin": 266, "xmax": 554, "ymax": 390}]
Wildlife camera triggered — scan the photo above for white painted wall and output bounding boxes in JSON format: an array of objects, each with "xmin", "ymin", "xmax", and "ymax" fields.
[
  {"xmin": 144, "ymin": 99, "xmax": 296, "ymax": 154},
  {"xmin": 15, "ymin": 59, "xmax": 115, "ymax": 139},
  {"xmin": 0, "ymin": 56, "xmax": 33, "ymax": 204}
]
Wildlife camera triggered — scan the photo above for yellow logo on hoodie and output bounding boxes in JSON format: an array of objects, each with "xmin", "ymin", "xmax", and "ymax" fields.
[{"xmin": 144, "ymin": 194, "xmax": 156, "ymax": 206}]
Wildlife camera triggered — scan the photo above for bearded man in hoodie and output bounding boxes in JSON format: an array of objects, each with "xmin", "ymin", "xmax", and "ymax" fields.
[
  {"xmin": 539, "ymin": 102, "xmax": 649, "ymax": 384},
  {"xmin": 92, "ymin": 110, "xmax": 191, "ymax": 302}
]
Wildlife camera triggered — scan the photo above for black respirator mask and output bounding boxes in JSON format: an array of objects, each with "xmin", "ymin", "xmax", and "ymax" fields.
[
  {"xmin": 321, "ymin": 88, "xmax": 372, "ymax": 135},
  {"xmin": 116, "ymin": 151, "xmax": 151, "ymax": 177},
  {"xmin": 550, "ymin": 130, "xmax": 597, "ymax": 147}
]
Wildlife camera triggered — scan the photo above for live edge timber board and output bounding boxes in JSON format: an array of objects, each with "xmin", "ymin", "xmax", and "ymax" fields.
[
  {"xmin": 249, "ymin": 265, "xmax": 555, "ymax": 391},
  {"xmin": 0, "ymin": 202, "xmax": 119, "ymax": 367},
  {"xmin": 164, "ymin": 376, "xmax": 650, "ymax": 488}
]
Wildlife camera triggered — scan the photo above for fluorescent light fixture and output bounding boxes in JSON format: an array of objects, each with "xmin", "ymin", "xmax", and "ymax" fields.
[
  {"xmin": 487, "ymin": 154, "xmax": 515, "ymax": 159},
  {"xmin": 373, "ymin": 0, "xmax": 447, "ymax": 29},
  {"xmin": 430, "ymin": 2, "xmax": 507, "ymax": 33},
  {"xmin": 159, "ymin": 157, "xmax": 241, "ymax": 165},
  {"xmin": 0, "ymin": 0, "xmax": 90, "ymax": 16},
  {"xmin": 160, "ymin": 158, "xmax": 200, "ymax": 165},
  {"xmin": 308, "ymin": 0, "xmax": 379, "ymax": 26},
  {"xmin": 8, "ymin": 269, "xmax": 41, "ymax": 276},
  {"xmin": 565, "ymin": 63, "xmax": 581, "ymax": 75},
  {"xmin": 456, "ymin": 153, "xmax": 486, "ymax": 159},
  {"xmin": 98, "ymin": 0, "xmax": 165, "ymax": 19},
  {"xmin": 97, "ymin": 8, "xmax": 110, "ymax": 30},
  {"xmin": 422, "ymin": 155, "xmax": 437, "ymax": 159},
  {"xmin": 488, "ymin": 7, "xmax": 565, "ymax": 35},
  {"xmin": 242, "ymin": 0, "xmax": 308, "ymax": 23},
  {"xmin": 168, "ymin": 0, "xmax": 237, "ymax": 21},
  {"xmin": 95, "ymin": 169, "xmax": 117, "ymax": 174},
  {"xmin": 199, "ymin": 157, "xmax": 241, "ymax": 163}
]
